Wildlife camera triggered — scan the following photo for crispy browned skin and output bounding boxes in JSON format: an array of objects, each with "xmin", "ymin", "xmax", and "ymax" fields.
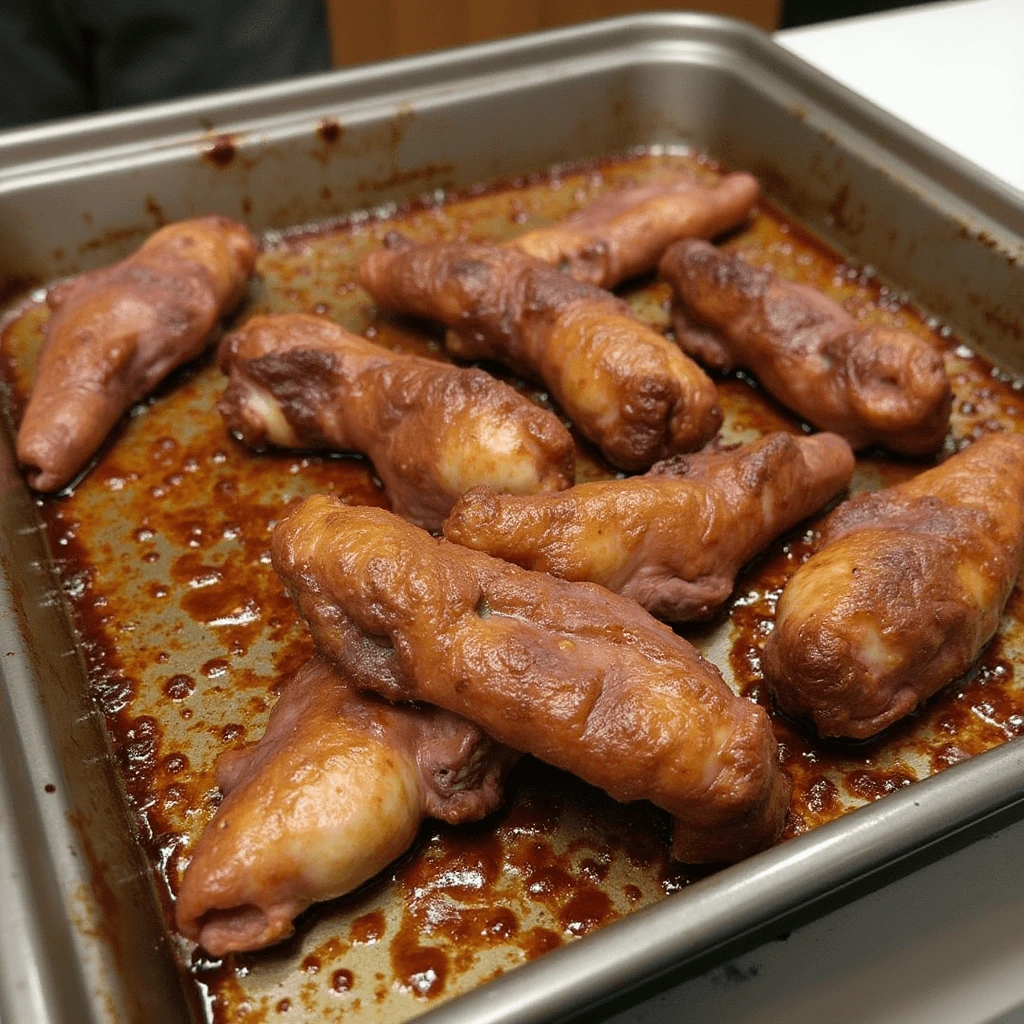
[
  {"xmin": 763, "ymin": 431, "xmax": 1024, "ymax": 738},
  {"xmin": 17, "ymin": 216, "xmax": 258, "ymax": 491},
  {"xmin": 175, "ymin": 657, "xmax": 517, "ymax": 956},
  {"xmin": 443, "ymin": 431, "xmax": 855, "ymax": 622},
  {"xmin": 510, "ymin": 172, "xmax": 760, "ymax": 288},
  {"xmin": 660, "ymin": 240, "xmax": 952, "ymax": 454},
  {"xmin": 272, "ymin": 497, "xmax": 789, "ymax": 863},
  {"xmin": 217, "ymin": 313, "xmax": 574, "ymax": 530},
  {"xmin": 358, "ymin": 237, "xmax": 722, "ymax": 471}
]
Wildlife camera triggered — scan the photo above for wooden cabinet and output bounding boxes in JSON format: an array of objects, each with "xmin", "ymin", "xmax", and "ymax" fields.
[{"xmin": 327, "ymin": 1, "xmax": 781, "ymax": 67}]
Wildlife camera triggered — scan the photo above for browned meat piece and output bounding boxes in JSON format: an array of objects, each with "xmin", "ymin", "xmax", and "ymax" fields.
[
  {"xmin": 358, "ymin": 237, "xmax": 722, "ymax": 471},
  {"xmin": 763, "ymin": 431, "xmax": 1024, "ymax": 738},
  {"xmin": 217, "ymin": 313, "xmax": 574, "ymax": 531},
  {"xmin": 510, "ymin": 172, "xmax": 759, "ymax": 288},
  {"xmin": 660, "ymin": 240, "xmax": 952, "ymax": 455},
  {"xmin": 17, "ymin": 216, "xmax": 258, "ymax": 491},
  {"xmin": 272, "ymin": 497, "xmax": 789, "ymax": 864},
  {"xmin": 175, "ymin": 657, "xmax": 517, "ymax": 956},
  {"xmin": 443, "ymin": 431, "xmax": 855, "ymax": 622}
]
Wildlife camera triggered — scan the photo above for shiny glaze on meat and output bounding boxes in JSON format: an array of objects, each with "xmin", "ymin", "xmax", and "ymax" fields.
[
  {"xmin": 2, "ymin": 149, "xmax": 1023, "ymax": 1023},
  {"xmin": 176, "ymin": 657, "xmax": 518, "ymax": 955},
  {"xmin": 358, "ymin": 235, "xmax": 722, "ymax": 470},
  {"xmin": 272, "ymin": 498, "xmax": 789, "ymax": 864},
  {"xmin": 17, "ymin": 216, "xmax": 257, "ymax": 491},
  {"xmin": 509, "ymin": 171, "xmax": 759, "ymax": 288},
  {"xmin": 764, "ymin": 431, "xmax": 1024, "ymax": 738},
  {"xmin": 217, "ymin": 313, "xmax": 573, "ymax": 530},
  {"xmin": 443, "ymin": 431, "xmax": 854, "ymax": 622},
  {"xmin": 661, "ymin": 239, "xmax": 952, "ymax": 454}
]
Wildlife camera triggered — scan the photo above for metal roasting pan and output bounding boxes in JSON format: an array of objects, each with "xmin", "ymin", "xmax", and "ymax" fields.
[{"xmin": 2, "ymin": 13, "xmax": 1024, "ymax": 1024}]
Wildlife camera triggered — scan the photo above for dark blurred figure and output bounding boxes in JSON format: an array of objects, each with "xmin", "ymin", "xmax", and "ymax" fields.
[
  {"xmin": 781, "ymin": 0, "xmax": 935, "ymax": 29},
  {"xmin": 0, "ymin": 0, "xmax": 332, "ymax": 130}
]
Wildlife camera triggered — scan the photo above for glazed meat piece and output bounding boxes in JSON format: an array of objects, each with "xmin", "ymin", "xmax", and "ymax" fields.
[
  {"xmin": 273, "ymin": 497, "xmax": 789, "ymax": 863},
  {"xmin": 443, "ymin": 431, "xmax": 854, "ymax": 622},
  {"xmin": 763, "ymin": 431, "xmax": 1024, "ymax": 738},
  {"xmin": 510, "ymin": 171, "xmax": 759, "ymax": 288},
  {"xmin": 660, "ymin": 240, "xmax": 952, "ymax": 454},
  {"xmin": 176, "ymin": 657, "xmax": 518, "ymax": 956},
  {"xmin": 217, "ymin": 313, "xmax": 574, "ymax": 530},
  {"xmin": 358, "ymin": 237, "xmax": 722, "ymax": 471},
  {"xmin": 17, "ymin": 216, "xmax": 258, "ymax": 491}
]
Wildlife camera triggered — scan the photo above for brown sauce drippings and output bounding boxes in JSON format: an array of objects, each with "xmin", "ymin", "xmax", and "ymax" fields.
[
  {"xmin": 331, "ymin": 968, "xmax": 353, "ymax": 992},
  {"xmin": 349, "ymin": 911, "xmax": 386, "ymax": 945},
  {"xmin": 2, "ymin": 148, "xmax": 1023, "ymax": 1022}
]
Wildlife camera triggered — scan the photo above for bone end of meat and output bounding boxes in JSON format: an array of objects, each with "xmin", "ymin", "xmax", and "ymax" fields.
[
  {"xmin": 659, "ymin": 239, "xmax": 952, "ymax": 454},
  {"xmin": 216, "ymin": 313, "xmax": 351, "ymax": 451},
  {"xmin": 17, "ymin": 216, "xmax": 257, "ymax": 491},
  {"xmin": 175, "ymin": 658, "xmax": 514, "ymax": 955},
  {"xmin": 218, "ymin": 381, "xmax": 301, "ymax": 449},
  {"xmin": 763, "ymin": 431, "xmax": 1024, "ymax": 738},
  {"xmin": 272, "ymin": 496, "xmax": 789, "ymax": 863},
  {"xmin": 444, "ymin": 431, "xmax": 853, "ymax": 621},
  {"xmin": 508, "ymin": 171, "xmax": 760, "ymax": 288},
  {"xmin": 661, "ymin": 337, "xmax": 726, "ymax": 459}
]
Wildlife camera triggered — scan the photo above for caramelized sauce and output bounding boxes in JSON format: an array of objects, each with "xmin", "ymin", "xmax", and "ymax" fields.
[
  {"xmin": 349, "ymin": 911, "xmax": 386, "ymax": 945},
  {"xmin": 331, "ymin": 969, "xmax": 354, "ymax": 992},
  {"xmin": 2, "ymin": 148, "xmax": 1023, "ymax": 1023}
]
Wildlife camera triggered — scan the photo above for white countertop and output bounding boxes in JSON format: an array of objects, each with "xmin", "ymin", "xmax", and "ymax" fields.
[
  {"xmin": 611, "ymin": 3, "xmax": 1024, "ymax": 1022},
  {"xmin": 777, "ymin": 0, "xmax": 1024, "ymax": 195},
  {"xmin": 609, "ymin": 817, "xmax": 1024, "ymax": 1024}
]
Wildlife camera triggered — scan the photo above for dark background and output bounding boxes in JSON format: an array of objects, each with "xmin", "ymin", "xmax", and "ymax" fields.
[
  {"xmin": 0, "ymin": 0, "xmax": 935, "ymax": 129},
  {"xmin": 781, "ymin": 0, "xmax": 935, "ymax": 27}
]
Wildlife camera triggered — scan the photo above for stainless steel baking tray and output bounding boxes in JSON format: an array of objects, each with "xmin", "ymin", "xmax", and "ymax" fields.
[{"xmin": 2, "ymin": 13, "xmax": 1024, "ymax": 1024}]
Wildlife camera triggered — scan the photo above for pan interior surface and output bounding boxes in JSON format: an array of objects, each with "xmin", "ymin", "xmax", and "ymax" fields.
[{"xmin": 2, "ymin": 148, "xmax": 1023, "ymax": 1024}]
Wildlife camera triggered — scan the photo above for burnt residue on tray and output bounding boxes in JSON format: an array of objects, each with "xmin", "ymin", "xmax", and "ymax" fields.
[
  {"xmin": 203, "ymin": 134, "xmax": 238, "ymax": 169},
  {"xmin": 2, "ymin": 149, "xmax": 1024, "ymax": 1023},
  {"xmin": 316, "ymin": 119, "xmax": 342, "ymax": 145}
]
